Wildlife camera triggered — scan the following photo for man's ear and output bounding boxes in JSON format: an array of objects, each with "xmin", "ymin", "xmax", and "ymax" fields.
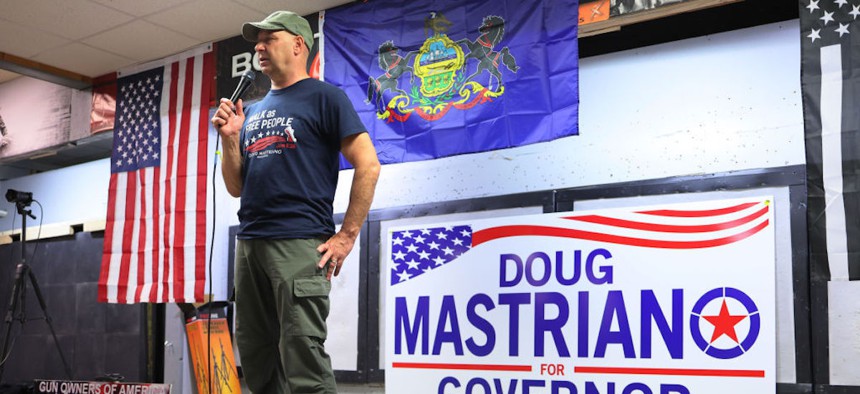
[{"xmin": 295, "ymin": 36, "xmax": 305, "ymax": 56}]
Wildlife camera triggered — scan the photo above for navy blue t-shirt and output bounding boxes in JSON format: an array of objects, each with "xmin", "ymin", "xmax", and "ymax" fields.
[{"xmin": 237, "ymin": 78, "xmax": 366, "ymax": 239}]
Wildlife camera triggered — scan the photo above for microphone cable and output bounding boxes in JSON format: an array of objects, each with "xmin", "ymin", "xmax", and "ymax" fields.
[
  {"xmin": 205, "ymin": 74, "xmax": 252, "ymax": 393},
  {"xmin": 206, "ymin": 122, "xmax": 222, "ymax": 394}
]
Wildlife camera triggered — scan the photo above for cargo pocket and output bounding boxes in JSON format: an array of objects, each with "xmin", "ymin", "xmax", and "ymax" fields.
[{"xmin": 290, "ymin": 276, "xmax": 331, "ymax": 338}]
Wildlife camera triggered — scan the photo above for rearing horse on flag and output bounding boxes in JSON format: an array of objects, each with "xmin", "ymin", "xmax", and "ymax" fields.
[
  {"xmin": 459, "ymin": 15, "xmax": 519, "ymax": 91},
  {"xmin": 366, "ymin": 41, "xmax": 416, "ymax": 114}
]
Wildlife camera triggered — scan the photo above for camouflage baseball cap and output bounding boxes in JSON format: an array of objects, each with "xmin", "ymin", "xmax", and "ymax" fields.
[{"xmin": 242, "ymin": 11, "xmax": 313, "ymax": 51}]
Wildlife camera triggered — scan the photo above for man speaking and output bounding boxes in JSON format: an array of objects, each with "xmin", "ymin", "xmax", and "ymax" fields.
[{"xmin": 211, "ymin": 10, "xmax": 381, "ymax": 394}]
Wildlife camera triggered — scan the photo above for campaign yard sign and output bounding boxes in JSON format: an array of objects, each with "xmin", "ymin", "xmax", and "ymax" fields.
[{"xmin": 385, "ymin": 197, "xmax": 775, "ymax": 394}]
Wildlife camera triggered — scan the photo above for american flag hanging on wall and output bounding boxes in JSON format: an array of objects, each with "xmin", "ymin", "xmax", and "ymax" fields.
[
  {"xmin": 800, "ymin": 0, "xmax": 860, "ymax": 281},
  {"xmin": 98, "ymin": 48, "xmax": 214, "ymax": 303}
]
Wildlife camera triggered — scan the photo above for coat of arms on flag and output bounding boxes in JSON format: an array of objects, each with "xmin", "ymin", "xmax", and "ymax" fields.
[
  {"xmin": 324, "ymin": 0, "xmax": 579, "ymax": 165},
  {"xmin": 364, "ymin": 13, "xmax": 519, "ymax": 122}
]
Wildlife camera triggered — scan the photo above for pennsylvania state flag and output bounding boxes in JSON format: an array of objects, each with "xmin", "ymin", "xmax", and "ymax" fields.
[{"xmin": 323, "ymin": 0, "xmax": 579, "ymax": 165}]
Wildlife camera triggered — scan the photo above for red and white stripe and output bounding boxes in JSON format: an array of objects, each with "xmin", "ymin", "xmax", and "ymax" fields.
[
  {"xmin": 473, "ymin": 199, "xmax": 772, "ymax": 249},
  {"xmin": 99, "ymin": 51, "xmax": 213, "ymax": 303}
]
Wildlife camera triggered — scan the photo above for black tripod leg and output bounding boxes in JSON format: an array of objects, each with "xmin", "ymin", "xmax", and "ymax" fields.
[
  {"xmin": 0, "ymin": 264, "xmax": 26, "ymax": 381},
  {"xmin": 27, "ymin": 269, "xmax": 73, "ymax": 379}
]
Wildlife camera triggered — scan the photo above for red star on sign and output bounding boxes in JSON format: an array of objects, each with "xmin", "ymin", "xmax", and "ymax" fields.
[{"xmin": 703, "ymin": 299, "xmax": 747, "ymax": 344}]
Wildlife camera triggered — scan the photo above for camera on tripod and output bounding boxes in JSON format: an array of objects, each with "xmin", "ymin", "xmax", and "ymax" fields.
[
  {"xmin": 5, "ymin": 189, "xmax": 32, "ymax": 206},
  {"xmin": 0, "ymin": 188, "xmax": 71, "ymax": 381}
]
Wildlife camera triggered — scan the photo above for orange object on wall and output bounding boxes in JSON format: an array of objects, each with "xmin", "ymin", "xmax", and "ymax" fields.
[{"xmin": 579, "ymin": 0, "xmax": 610, "ymax": 25}]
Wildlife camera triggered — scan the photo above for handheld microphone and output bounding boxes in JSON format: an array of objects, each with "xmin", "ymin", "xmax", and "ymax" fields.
[{"xmin": 229, "ymin": 71, "xmax": 256, "ymax": 103}]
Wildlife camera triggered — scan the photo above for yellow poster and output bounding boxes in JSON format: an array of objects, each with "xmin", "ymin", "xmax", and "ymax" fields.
[{"xmin": 186, "ymin": 318, "xmax": 240, "ymax": 394}]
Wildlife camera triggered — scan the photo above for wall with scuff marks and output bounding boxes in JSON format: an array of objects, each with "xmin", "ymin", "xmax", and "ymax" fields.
[{"xmin": 0, "ymin": 21, "xmax": 804, "ymax": 238}]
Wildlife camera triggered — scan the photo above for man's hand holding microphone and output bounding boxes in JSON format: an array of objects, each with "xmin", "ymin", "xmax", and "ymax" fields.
[{"xmin": 211, "ymin": 70, "xmax": 256, "ymax": 197}]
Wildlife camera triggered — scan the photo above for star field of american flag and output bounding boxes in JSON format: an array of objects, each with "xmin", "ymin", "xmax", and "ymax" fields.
[
  {"xmin": 804, "ymin": 0, "xmax": 860, "ymax": 46},
  {"xmin": 112, "ymin": 67, "xmax": 163, "ymax": 173},
  {"xmin": 390, "ymin": 225, "xmax": 473, "ymax": 285}
]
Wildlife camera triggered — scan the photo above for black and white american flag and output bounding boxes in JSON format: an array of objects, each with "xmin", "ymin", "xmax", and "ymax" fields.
[{"xmin": 801, "ymin": 0, "xmax": 860, "ymax": 281}]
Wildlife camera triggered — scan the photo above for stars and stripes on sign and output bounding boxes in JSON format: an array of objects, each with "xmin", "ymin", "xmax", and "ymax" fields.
[
  {"xmin": 390, "ymin": 225, "xmax": 473, "ymax": 285},
  {"xmin": 470, "ymin": 200, "xmax": 770, "ymax": 249},
  {"xmin": 98, "ymin": 49, "xmax": 214, "ymax": 303},
  {"xmin": 800, "ymin": 0, "xmax": 860, "ymax": 280},
  {"xmin": 388, "ymin": 200, "xmax": 770, "ymax": 286}
]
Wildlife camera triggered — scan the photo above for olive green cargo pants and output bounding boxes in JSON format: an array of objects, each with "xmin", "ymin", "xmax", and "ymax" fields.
[{"xmin": 234, "ymin": 238, "xmax": 336, "ymax": 394}]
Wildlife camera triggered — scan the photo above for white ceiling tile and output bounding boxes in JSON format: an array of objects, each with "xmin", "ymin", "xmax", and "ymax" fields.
[
  {"xmin": 234, "ymin": 0, "xmax": 353, "ymax": 16},
  {"xmin": 145, "ymin": 0, "xmax": 266, "ymax": 41},
  {"xmin": 0, "ymin": 18, "xmax": 70, "ymax": 58},
  {"xmin": 1, "ymin": 0, "xmax": 134, "ymax": 40},
  {"xmin": 83, "ymin": 20, "xmax": 199, "ymax": 61},
  {"xmin": 0, "ymin": 0, "xmax": 346, "ymax": 84},
  {"xmin": 89, "ymin": 0, "xmax": 193, "ymax": 17},
  {"xmin": 33, "ymin": 43, "xmax": 134, "ymax": 77}
]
